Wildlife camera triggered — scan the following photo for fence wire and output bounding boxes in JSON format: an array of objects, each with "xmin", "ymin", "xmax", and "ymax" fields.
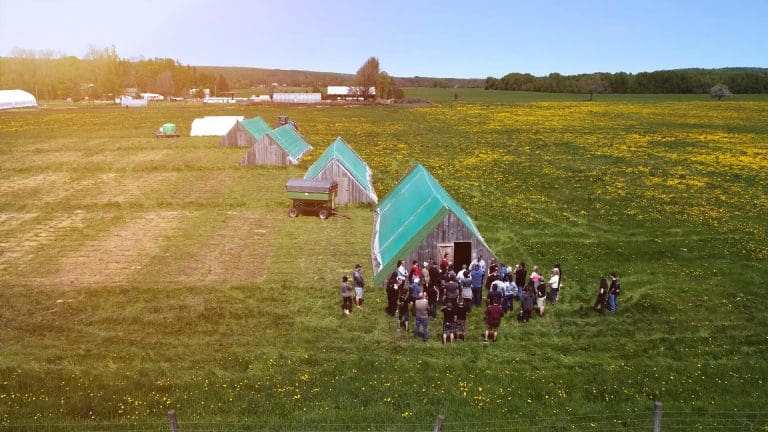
[{"xmin": 3, "ymin": 409, "xmax": 767, "ymax": 432}]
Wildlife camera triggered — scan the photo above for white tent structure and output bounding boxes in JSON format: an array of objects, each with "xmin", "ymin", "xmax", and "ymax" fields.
[
  {"xmin": 190, "ymin": 116, "xmax": 245, "ymax": 136},
  {"xmin": 0, "ymin": 90, "xmax": 37, "ymax": 110}
]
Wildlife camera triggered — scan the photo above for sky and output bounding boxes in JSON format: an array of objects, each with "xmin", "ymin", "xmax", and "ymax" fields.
[{"xmin": 1, "ymin": 0, "xmax": 767, "ymax": 78}]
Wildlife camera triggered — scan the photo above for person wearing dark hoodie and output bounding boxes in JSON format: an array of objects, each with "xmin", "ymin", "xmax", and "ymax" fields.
[{"xmin": 519, "ymin": 281, "xmax": 534, "ymax": 323}]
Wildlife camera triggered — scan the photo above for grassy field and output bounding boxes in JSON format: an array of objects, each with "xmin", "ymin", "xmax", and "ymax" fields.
[
  {"xmin": 405, "ymin": 87, "xmax": 768, "ymax": 105},
  {"xmin": 1, "ymin": 90, "xmax": 767, "ymax": 430}
]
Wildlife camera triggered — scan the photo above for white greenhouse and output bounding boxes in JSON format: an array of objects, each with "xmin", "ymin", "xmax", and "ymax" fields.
[
  {"xmin": 190, "ymin": 116, "xmax": 245, "ymax": 136},
  {"xmin": 0, "ymin": 90, "xmax": 37, "ymax": 110}
]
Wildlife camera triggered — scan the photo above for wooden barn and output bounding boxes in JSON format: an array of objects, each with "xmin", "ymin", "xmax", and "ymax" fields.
[
  {"xmin": 303, "ymin": 137, "xmax": 377, "ymax": 205},
  {"xmin": 240, "ymin": 124, "xmax": 312, "ymax": 166},
  {"xmin": 371, "ymin": 164, "xmax": 496, "ymax": 285},
  {"xmin": 219, "ymin": 117, "xmax": 270, "ymax": 147}
]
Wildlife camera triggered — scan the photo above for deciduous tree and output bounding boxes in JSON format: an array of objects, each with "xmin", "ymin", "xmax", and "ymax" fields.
[
  {"xmin": 710, "ymin": 83, "xmax": 732, "ymax": 100},
  {"xmin": 355, "ymin": 57, "xmax": 379, "ymax": 100}
]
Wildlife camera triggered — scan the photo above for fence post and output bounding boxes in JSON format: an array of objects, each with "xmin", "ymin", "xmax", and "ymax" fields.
[
  {"xmin": 433, "ymin": 414, "xmax": 445, "ymax": 432},
  {"xmin": 653, "ymin": 401, "xmax": 663, "ymax": 432},
  {"xmin": 168, "ymin": 409, "xmax": 179, "ymax": 432}
]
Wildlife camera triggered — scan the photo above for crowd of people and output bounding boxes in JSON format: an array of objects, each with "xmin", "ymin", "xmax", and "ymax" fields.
[
  {"xmin": 381, "ymin": 254, "xmax": 564, "ymax": 344},
  {"xmin": 341, "ymin": 254, "xmax": 621, "ymax": 343}
]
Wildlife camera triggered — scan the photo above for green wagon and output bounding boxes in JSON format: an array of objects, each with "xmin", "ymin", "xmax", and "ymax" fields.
[
  {"xmin": 285, "ymin": 178, "xmax": 338, "ymax": 219},
  {"xmin": 155, "ymin": 123, "xmax": 180, "ymax": 138}
]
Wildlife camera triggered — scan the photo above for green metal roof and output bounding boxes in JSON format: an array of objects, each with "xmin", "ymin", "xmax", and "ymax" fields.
[
  {"xmin": 372, "ymin": 164, "xmax": 491, "ymax": 284},
  {"xmin": 267, "ymin": 124, "xmax": 312, "ymax": 163},
  {"xmin": 304, "ymin": 137, "xmax": 377, "ymax": 202},
  {"xmin": 240, "ymin": 117, "xmax": 271, "ymax": 140}
]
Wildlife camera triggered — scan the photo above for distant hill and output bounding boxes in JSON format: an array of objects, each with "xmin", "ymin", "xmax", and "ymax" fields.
[
  {"xmin": 669, "ymin": 67, "xmax": 768, "ymax": 74},
  {"xmin": 196, "ymin": 66, "xmax": 486, "ymax": 89}
]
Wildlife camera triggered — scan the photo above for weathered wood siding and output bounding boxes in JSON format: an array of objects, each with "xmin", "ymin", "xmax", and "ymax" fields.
[
  {"xmin": 240, "ymin": 136, "xmax": 291, "ymax": 166},
  {"xmin": 314, "ymin": 160, "xmax": 375, "ymax": 205},
  {"xmin": 219, "ymin": 123, "xmax": 256, "ymax": 147},
  {"xmin": 403, "ymin": 212, "xmax": 496, "ymax": 270}
]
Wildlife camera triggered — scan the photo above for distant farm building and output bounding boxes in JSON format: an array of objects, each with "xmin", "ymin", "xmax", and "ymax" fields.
[
  {"xmin": 0, "ymin": 89, "xmax": 37, "ymax": 110},
  {"xmin": 304, "ymin": 137, "xmax": 377, "ymax": 205},
  {"xmin": 272, "ymin": 93, "xmax": 322, "ymax": 104},
  {"xmin": 190, "ymin": 116, "xmax": 245, "ymax": 136},
  {"xmin": 249, "ymin": 95, "xmax": 271, "ymax": 103},
  {"xmin": 220, "ymin": 116, "xmax": 271, "ymax": 147},
  {"xmin": 203, "ymin": 97, "xmax": 237, "ymax": 104},
  {"xmin": 240, "ymin": 124, "xmax": 312, "ymax": 166},
  {"xmin": 119, "ymin": 96, "xmax": 148, "ymax": 107},
  {"xmin": 140, "ymin": 92, "xmax": 164, "ymax": 101},
  {"xmin": 371, "ymin": 164, "xmax": 496, "ymax": 285},
  {"xmin": 327, "ymin": 86, "xmax": 375, "ymax": 100}
]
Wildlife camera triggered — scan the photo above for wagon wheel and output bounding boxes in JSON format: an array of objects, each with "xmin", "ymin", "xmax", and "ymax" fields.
[
  {"xmin": 288, "ymin": 207, "xmax": 299, "ymax": 218},
  {"xmin": 318, "ymin": 208, "xmax": 329, "ymax": 220}
]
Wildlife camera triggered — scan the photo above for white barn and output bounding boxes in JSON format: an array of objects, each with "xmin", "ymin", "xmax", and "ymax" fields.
[{"xmin": 327, "ymin": 86, "xmax": 375, "ymax": 99}]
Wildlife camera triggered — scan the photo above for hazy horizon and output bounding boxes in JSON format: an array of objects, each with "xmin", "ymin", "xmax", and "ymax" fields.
[{"xmin": 2, "ymin": 0, "xmax": 767, "ymax": 78}]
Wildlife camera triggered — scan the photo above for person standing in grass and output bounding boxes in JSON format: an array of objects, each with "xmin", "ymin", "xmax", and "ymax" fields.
[
  {"xmin": 488, "ymin": 277, "xmax": 505, "ymax": 308},
  {"xmin": 440, "ymin": 253, "xmax": 451, "ymax": 274},
  {"xmin": 409, "ymin": 260, "xmax": 420, "ymax": 284},
  {"xmin": 594, "ymin": 277, "xmax": 608, "ymax": 314},
  {"xmin": 454, "ymin": 299, "xmax": 468, "ymax": 341},
  {"xmin": 397, "ymin": 281, "xmax": 410, "ymax": 331},
  {"xmin": 549, "ymin": 264, "xmax": 562, "ymax": 305},
  {"xmin": 410, "ymin": 276, "xmax": 423, "ymax": 314},
  {"xmin": 484, "ymin": 297, "xmax": 504, "ymax": 342},
  {"xmin": 428, "ymin": 261, "xmax": 441, "ymax": 319},
  {"xmin": 608, "ymin": 272, "xmax": 621, "ymax": 312},
  {"xmin": 470, "ymin": 264, "xmax": 484, "ymax": 308},
  {"xmin": 484, "ymin": 265, "xmax": 500, "ymax": 303},
  {"xmin": 353, "ymin": 264, "xmax": 365, "ymax": 309},
  {"xmin": 386, "ymin": 270, "xmax": 399, "ymax": 316},
  {"xmin": 341, "ymin": 275, "xmax": 353, "ymax": 316},
  {"xmin": 460, "ymin": 265, "xmax": 475, "ymax": 312},
  {"xmin": 470, "ymin": 254, "xmax": 487, "ymax": 274},
  {"xmin": 535, "ymin": 276, "xmax": 547, "ymax": 316},
  {"xmin": 530, "ymin": 265, "xmax": 542, "ymax": 288},
  {"xmin": 413, "ymin": 292, "xmax": 429, "ymax": 341},
  {"xmin": 514, "ymin": 261, "xmax": 527, "ymax": 296},
  {"xmin": 519, "ymin": 283, "xmax": 534, "ymax": 323},
  {"xmin": 488, "ymin": 258, "xmax": 499, "ymax": 277},
  {"xmin": 397, "ymin": 259, "xmax": 408, "ymax": 284},
  {"xmin": 502, "ymin": 274, "xmax": 516, "ymax": 314},
  {"xmin": 443, "ymin": 270, "xmax": 459, "ymax": 306},
  {"xmin": 441, "ymin": 302, "xmax": 456, "ymax": 344}
]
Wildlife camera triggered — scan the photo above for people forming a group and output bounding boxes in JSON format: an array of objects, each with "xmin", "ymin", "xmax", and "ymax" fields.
[
  {"xmin": 346, "ymin": 256, "xmax": 622, "ymax": 342},
  {"xmin": 593, "ymin": 271, "xmax": 621, "ymax": 314},
  {"xmin": 375, "ymin": 254, "xmax": 572, "ymax": 344}
]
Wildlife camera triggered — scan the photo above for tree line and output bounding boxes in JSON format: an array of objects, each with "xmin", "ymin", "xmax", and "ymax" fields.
[
  {"xmin": 0, "ymin": 46, "xmax": 228, "ymax": 101},
  {"xmin": 4, "ymin": 45, "xmax": 766, "ymax": 100},
  {"xmin": 485, "ymin": 68, "xmax": 768, "ymax": 94}
]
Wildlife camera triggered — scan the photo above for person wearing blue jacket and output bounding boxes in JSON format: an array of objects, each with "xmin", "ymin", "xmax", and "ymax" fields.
[{"xmin": 470, "ymin": 264, "xmax": 485, "ymax": 307}]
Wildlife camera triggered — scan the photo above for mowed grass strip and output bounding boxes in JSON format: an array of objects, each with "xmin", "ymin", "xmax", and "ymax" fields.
[
  {"xmin": 40, "ymin": 211, "xmax": 186, "ymax": 288},
  {"xmin": 169, "ymin": 210, "xmax": 283, "ymax": 287}
]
